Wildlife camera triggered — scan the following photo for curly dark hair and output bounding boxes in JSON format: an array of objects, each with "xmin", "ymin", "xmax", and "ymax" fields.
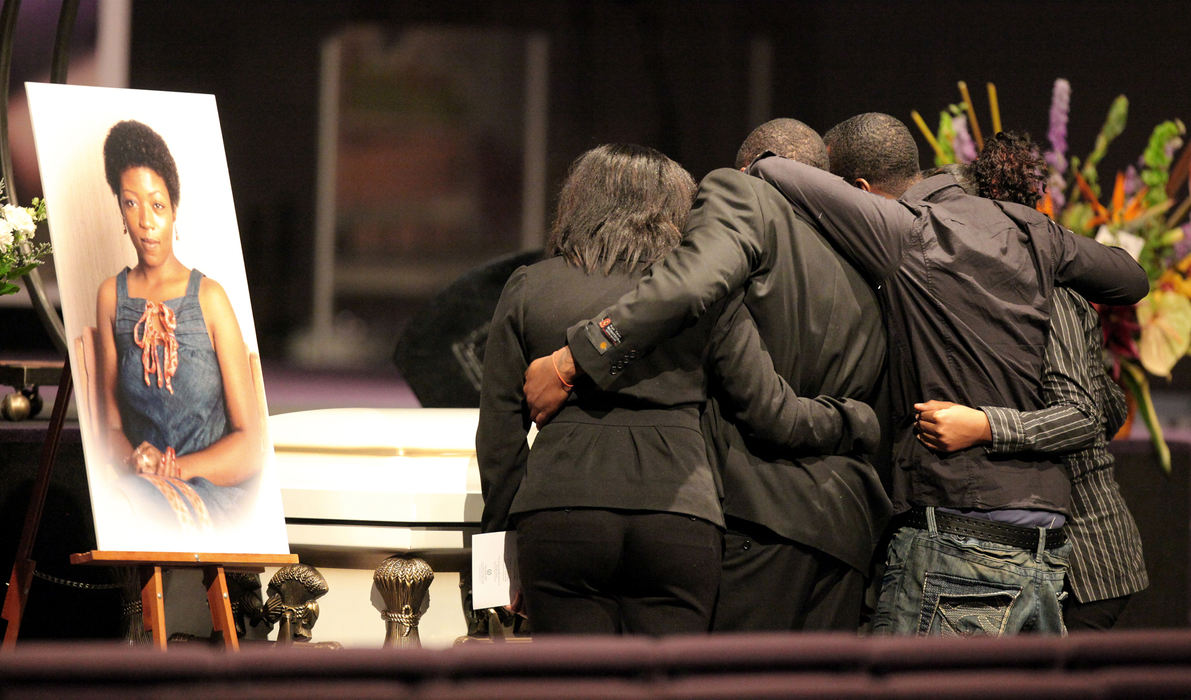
[
  {"xmin": 103, "ymin": 120, "xmax": 181, "ymax": 209},
  {"xmin": 548, "ymin": 143, "xmax": 695, "ymax": 275},
  {"xmin": 973, "ymin": 131, "xmax": 1046, "ymax": 207}
]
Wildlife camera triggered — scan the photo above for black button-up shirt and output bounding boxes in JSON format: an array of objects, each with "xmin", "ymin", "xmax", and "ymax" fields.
[{"xmin": 751, "ymin": 157, "xmax": 1148, "ymax": 515}]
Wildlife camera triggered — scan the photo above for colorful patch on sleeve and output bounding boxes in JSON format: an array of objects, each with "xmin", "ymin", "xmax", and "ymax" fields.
[
  {"xmin": 598, "ymin": 316, "xmax": 623, "ymax": 346},
  {"xmin": 583, "ymin": 322, "xmax": 611, "ymax": 355}
]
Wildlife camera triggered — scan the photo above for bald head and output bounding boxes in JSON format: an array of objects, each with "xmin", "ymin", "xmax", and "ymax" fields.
[
  {"xmin": 823, "ymin": 112, "xmax": 920, "ymax": 197},
  {"xmin": 734, "ymin": 118, "xmax": 829, "ymax": 171}
]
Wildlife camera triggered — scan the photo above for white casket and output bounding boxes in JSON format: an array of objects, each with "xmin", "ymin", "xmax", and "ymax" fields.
[{"xmin": 267, "ymin": 407, "xmax": 484, "ymax": 648}]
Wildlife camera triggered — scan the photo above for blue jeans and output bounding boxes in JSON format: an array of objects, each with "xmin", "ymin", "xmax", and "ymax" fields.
[{"xmin": 872, "ymin": 507, "xmax": 1070, "ymax": 635}]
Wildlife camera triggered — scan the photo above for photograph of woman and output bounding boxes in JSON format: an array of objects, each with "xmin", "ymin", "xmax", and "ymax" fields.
[
  {"xmin": 94, "ymin": 119, "xmax": 262, "ymax": 533},
  {"xmin": 26, "ymin": 82, "xmax": 288, "ymax": 555}
]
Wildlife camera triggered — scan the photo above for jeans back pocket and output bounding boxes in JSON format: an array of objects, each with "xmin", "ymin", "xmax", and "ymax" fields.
[{"xmin": 920, "ymin": 571, "xmax": 1021, "ymax": 636}]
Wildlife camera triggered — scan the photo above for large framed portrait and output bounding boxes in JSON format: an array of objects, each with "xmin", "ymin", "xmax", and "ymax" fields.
[{"xmin": 26, "ymin": 82, "xmax": 289, "ymax": 555}]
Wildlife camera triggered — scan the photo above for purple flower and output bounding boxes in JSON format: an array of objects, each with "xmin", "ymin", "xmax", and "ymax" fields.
[
  {"xmin": 1047, "ymin": 172, "xmax": 1066, "ymax": 212},
  {"xmin": 952, "ymin": 115, "xmax": 978, "ymax": 163},
  {"xmin": 1045, "ymin": 79, "xmax": 1070, "ymax": 175},
  {"xmin": 1175, "ymin": 222, "xmax": 1191, "ymax": 261},
  {"xmin": 1124, "ymin": 164, "xmax": 1142, "ymax": 199}
]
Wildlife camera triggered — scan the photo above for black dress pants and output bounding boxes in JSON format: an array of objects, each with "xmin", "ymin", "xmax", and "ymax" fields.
[
  {"xmin": 712, "ymin": 517, "xmax": 863, "ymax": 632},
  {"xmin": 1064, "ymin": 593, "xmax": 1132, "ymax": 631},
  {"xmin": 516, "ymin": 508, "xmax": 722, "ymax": 635}
]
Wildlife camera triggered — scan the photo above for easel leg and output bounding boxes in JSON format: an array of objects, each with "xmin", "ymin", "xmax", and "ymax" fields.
[
  {"xmin": 203, "ymin": 566, "xmax": 239, "ymax": 651},
  {"xmin": 140, "ymin": 566, "xmax": 167, "ymax": 651},
  {"xmin": 0, "ymin": 365, "xmax": 71, "ymax": 651},
  {"xmin": 1, "ymin": 560, "xmax": 35, "ymax": 650}
]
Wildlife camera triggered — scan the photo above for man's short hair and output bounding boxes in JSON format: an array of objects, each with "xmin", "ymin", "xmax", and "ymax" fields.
[
  {"xmin": 823, "ymin": 113, "xmax": 920, "ymax": 196},
  {"xmin": 734, "ymin": 118, "xmax": 828, "ymax": 171}
]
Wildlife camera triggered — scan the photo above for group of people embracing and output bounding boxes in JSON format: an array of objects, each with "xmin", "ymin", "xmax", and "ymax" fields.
[{"xmin": 477, "ymin": 112, "xmax": 1150, "ymax": 638}]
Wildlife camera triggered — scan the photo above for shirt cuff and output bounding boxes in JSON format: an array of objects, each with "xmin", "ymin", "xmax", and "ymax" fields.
[{"xmin": 981, "ymin": 406, "xmax": 1024, "ymax": 454}]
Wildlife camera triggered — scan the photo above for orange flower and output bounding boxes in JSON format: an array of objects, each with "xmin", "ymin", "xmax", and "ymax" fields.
[
  {"xmin": 1077, "ymin": 170, "xmax": 1149, "ymax": 228},
  {"xmin": 1037, "ymin": 191, "xmax": 1056, "ymax": 218}
]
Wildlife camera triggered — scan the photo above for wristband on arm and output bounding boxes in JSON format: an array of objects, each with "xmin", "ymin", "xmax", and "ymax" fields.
[{"xmin": 551, "ymin": 352, "xmax": 574, "ymax": 391}]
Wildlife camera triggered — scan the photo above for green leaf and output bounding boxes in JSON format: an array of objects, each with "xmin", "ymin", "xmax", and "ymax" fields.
[
  {"xmin": 10, "ymin": 261, "xmax": 41, "ymax": 277},
  {"xmin": 1121, "ymin": 361, "xmax": 1171, "ymax": 474},
  {"xmin": 935, "ymin": 111, "xmax": 957, "ymax": 167},
  {"xmin": 1158, "ymin": 227, "xmax": 1185, "ymax": 248},
  {"xmin": 1060, "ymin": 201, "xmax": 1095, "ymax": 235},
  {"xmin": 1137, "ymin": 289, "xmax": 1191, "ymax": 377},
  {"xmin": 1081, "ymin": 95, "xmax": 1130, "ymax": 196},
  {"xmin": 1141, "ymin": 119, "xmax": 1186, "ymax": 208}
]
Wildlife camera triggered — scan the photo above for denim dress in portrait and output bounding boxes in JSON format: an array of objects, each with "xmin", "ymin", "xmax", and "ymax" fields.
[{"xmin": 114, "ymin": 267, "xmax": 244, "ymax": 524}]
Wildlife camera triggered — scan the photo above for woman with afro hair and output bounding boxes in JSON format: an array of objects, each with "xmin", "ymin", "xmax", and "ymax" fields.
[{"xmin": 94, "ymin": 119, "xmax": 263, "ymax": 532}]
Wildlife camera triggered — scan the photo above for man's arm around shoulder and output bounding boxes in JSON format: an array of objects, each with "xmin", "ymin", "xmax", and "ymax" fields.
[{"xmin": 526, "ymin": 168, "xmax": 770, "ymax": 424}]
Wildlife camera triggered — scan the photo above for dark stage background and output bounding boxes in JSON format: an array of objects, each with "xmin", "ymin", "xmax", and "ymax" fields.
[
  {"xmin": 2, "ymin": 0, "xmax": 1191, "ymax": 642},
  {"xmin": 8, "ymin": 0, "xmax": 1187, "ymax": 367}
]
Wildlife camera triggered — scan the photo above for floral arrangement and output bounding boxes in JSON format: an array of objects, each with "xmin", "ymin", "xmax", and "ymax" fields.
[
  {"xmin": 913, "ymin": 80, "xmax": 1191, "ymax": 473},
  {"xmin": 0, "ymin": 179, "xmax": 49, "ymax": 297}
]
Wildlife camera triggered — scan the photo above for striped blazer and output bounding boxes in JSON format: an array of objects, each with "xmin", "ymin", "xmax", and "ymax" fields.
[{"xmin": 982, "ymin": 287, "xmax": 1148, "ymax": 602}]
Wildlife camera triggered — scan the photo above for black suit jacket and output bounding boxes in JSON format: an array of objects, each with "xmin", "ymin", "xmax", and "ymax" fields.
[
  {"xmin": 568, "ymin": 169, "xmax": 891, "ymax": 571},
  {"xmin": 478, "ymin": 255, "xmax": 879, "ymax": 535}
]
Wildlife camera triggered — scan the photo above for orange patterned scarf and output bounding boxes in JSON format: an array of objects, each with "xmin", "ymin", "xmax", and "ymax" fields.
[{"xmin": 133, "ymin": 300, "xmax": 179, "ymax": 394}]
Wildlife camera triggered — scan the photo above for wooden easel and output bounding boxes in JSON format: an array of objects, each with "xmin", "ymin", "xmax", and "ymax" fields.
[
  {"xmin": 1, "ymin": 363, "xmax": 72, "ymax": 651},
  {"xmin": 70, "ymin": 550, "xmax": 297, "ymax": 651},
  {"xmin": 1, "ymin": 364, "xmax": 298, "ymax": 651}
]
